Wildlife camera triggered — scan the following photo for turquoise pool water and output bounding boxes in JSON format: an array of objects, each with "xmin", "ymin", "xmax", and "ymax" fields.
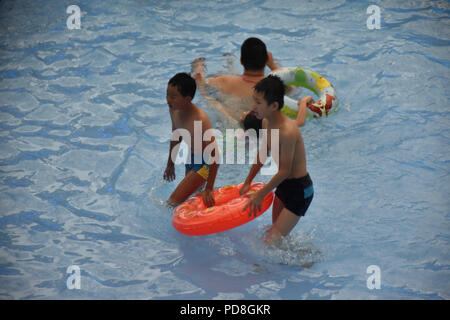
[{"xmin": 0, "ymin": 0, "xmax": 449, "ymax": 299}]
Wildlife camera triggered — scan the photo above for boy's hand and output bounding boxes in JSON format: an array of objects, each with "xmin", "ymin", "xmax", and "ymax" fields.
[
  {"xmin": 201, "ymin": 188, "xmax": 215, "ymax": 208},
  {"xmin": 299, "ymin": 95, "xmax": 314, "ymax": 106},
  {"xmin": 163, "ymin": 164, "xmax": 175, "ymax": 182},
  {"xmin": 239, "ymin": 182, "xmax": 251, "ymax": 196},
  {"xmin": 243, "ymin": 190, "xmax": 264, "ymax": 217},
  {"xmin": 296, "ymin": 95, "xmax": 314, "ymax": 127}
]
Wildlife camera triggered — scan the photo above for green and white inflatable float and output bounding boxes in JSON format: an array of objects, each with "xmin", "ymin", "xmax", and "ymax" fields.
[{"xmin": 270, "ymin": 67, "xmax": 339, "ymax": 119}]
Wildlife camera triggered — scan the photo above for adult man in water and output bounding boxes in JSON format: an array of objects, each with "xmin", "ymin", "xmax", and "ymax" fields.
[
  {"xmin": 192, "ymin": 37, "xmax": 279, "ymax": 126},
  {"xmin": 192, "ymin": 37, "xmax": 310, "ymax": 132}
]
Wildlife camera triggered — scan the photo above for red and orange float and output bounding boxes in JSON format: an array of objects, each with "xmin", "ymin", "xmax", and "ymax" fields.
[{"xmin": 173, "ymin": 182, "xmax": 274, "ymax": 236}]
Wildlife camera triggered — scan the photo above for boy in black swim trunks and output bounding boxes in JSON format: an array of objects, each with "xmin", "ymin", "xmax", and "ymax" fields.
[{"xmin": 239, "ymin": 75, "xmax": 314, "ymax": 245}]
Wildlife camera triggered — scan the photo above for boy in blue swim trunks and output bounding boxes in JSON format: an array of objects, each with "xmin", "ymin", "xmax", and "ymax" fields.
[
  {"xmin": 240, "ymin": 75, "xmax": 314, "ymax": 245},
  {"xmin": 164, "ymin": 73, "xmax": 219, "ymax": 207}
]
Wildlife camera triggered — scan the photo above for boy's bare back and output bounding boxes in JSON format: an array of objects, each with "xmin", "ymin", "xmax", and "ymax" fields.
[{"xmin": 266, "ymin": 114, "xmax": 308, "ymax": 179}]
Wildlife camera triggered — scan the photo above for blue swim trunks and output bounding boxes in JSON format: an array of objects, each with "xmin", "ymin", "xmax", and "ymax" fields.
[{"xmin": 185, "ymin": 153, "xmax": 209, "ymax": 180}]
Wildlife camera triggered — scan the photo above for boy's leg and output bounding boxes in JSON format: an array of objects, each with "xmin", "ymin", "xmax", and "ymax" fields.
[
  {"xmin": 271, "ymin": 195, "xmax": 284, "ymax": 224},
  {"xmin": 265, "ymin": 208, "xmax": 300, "ymax": 245},
  {"xmin": 168, "ymin": 170, "xmax": 205, "ymax": 206}
]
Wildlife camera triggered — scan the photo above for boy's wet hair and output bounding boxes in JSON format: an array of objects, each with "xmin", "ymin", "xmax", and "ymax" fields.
[
  {"xmin": 168, "ymin": 72, "xmax": 196, "ymax": 98},
  {"xmin": 241, "ymin": 37, "xmax": 268, "ymax": 71},
  {"xmin": 242, "ymin": 111, "xmax": 263, "ymax": 137},
  {"xmin": 254, "ymin": 75, "xmax": 285, "ymax": 110}
]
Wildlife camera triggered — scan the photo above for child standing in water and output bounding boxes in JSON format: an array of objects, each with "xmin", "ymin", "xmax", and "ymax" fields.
[
  {"xmin": 240, "ymin": 75, "xmax": 314, "ymax": 245},
  {"xmin": 164, "ymin": 73, "xmax": 219, "ymax": 207}
]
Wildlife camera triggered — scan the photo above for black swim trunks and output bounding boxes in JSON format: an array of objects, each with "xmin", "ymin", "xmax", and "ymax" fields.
[{"xmin": 275, "ymin": 173, "xmax": 314, "ymax": 217}]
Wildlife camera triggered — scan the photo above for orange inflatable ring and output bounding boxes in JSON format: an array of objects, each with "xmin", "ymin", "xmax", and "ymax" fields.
[{"xmin": 173, "ymin": 182, "xmax": 274, "ymax": 236}]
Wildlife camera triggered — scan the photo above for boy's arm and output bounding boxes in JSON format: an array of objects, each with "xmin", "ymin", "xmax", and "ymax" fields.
[
  {"xmin": 200, "ymin": 119, "xmax": 220, "ymax": 207},
  {"xmin": 203, "ymin": 137, "xmax": 219, "ymax": 207},
  {"xmin": 243, "ymin": 133, "xmax": 269, "ymax": 185},
  {"xmin": 240, "ymin": 120, "xmax": 269, "ymax": 194},
  {"xmin": 239, "ymin": 160, "xmax": 264, "ymax": 195},
  {"xmin": 167, "ymin": 108, "xmax": 179, "ymax": 165},
  {"xmin": 296, "ymin": 96, "xmax": 313, "ymax": 127},
  {"xmin": 167, "ymin": 135, "xmax": 181, "ymax": 166},
  {"xmin": 243, "ymin": 132, "xmax": 296, "ymax": 216},
  {"xmin": 202, "ymin": 160, "xmax": 219, "ymax": 207},
  {"xmin": 244, "ymin": 161, "xmax": 264, "ymax": 185},
  {"xmin": 164, "ymin": 109, "xmax": 181, "ymax": 181}
]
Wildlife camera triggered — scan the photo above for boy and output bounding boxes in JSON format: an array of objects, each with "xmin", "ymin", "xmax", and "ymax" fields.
[
  {"xmin": 164, "ymin": 73, "xmax": 219, "ymax": 207},
  {"xmin": 239, "ymin": 75, "xmax": 314, "ymax": 245},
  {"xmin": 192, "ymin": 37, "xmax": 279, "ymax": 125}
]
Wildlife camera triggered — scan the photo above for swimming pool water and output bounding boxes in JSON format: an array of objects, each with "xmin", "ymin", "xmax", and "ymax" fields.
[{"xmin": 0, "ymin": 0, "xmax": 449, "ymax": 299}]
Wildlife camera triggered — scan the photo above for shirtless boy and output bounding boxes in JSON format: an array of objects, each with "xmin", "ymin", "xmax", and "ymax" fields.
[
  {"xmin": 239, "ymin": 75, "xmax": 314, "ymax": 245},
  {"xmin": 164, "ymin": 73, "xmax": 219, "ymax": 207}
]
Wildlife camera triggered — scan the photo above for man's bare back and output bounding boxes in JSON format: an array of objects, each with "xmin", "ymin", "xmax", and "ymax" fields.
[{"xmin": 206, "ymin": 73, "xmax": 265, "ymax": 97}]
